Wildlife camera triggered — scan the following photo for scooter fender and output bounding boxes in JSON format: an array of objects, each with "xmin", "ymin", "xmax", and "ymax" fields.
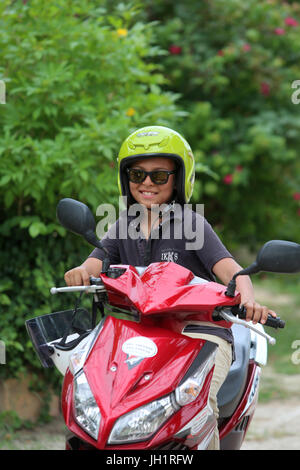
[{"xmin": 62, "ymin": 315, "xmax": 218, "ymax": 449}]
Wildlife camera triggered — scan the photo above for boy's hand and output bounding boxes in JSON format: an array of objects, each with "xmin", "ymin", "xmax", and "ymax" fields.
[
  {"xmin": 64, "ymin": 266, "xmax": 91, "ymax": 286},
  {"xmin": 242, "ymin": 300, "xmax": 277, "ymax": 325}
]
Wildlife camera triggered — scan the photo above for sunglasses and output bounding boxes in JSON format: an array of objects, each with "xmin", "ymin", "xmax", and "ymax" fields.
[{"xmin": 126, "ymin": 168, "xmax": 176, "ymax": 185}]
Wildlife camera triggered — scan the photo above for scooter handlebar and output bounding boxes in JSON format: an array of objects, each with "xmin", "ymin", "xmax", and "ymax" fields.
[{"xmin": 232, "ymin": 305, "xmax": 285, "ymax": 329}]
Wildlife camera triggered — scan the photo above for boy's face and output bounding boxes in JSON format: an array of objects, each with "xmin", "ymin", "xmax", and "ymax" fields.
[{"xmin": 128, "ymin": 156, "xmax": 176, "ymax": 209}]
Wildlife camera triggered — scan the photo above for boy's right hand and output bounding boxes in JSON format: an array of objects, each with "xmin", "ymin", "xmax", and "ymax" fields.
[{"xmin": 64, "ymin": 266, "xmax": 91, "ymax": 286}]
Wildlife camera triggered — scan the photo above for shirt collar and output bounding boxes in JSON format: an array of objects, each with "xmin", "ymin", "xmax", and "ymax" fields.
[{"xmin": 124, "ymin": 201, "xmax": 183, "ymax": 224}]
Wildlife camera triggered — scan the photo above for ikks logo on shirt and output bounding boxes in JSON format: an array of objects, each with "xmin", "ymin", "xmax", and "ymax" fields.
[{"xmin": 160, "ymin": 250, "xmax": 179, "ymax": 263}]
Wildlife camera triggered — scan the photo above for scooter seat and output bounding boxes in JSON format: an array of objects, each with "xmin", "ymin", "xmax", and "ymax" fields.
[{"xmin": 217, "ymin": 323, "xmax": 251, "ymax": 418}]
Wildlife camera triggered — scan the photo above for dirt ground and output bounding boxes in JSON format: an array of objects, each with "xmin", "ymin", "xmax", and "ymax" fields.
[{"xmin": 242, "ymin": 398, "xmax": 300, "ymax": 450}]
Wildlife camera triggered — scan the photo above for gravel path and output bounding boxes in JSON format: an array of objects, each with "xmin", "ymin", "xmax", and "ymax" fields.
[{"xmin": 241, "ymin": 398, "xmax": 300, "ymax": 450}]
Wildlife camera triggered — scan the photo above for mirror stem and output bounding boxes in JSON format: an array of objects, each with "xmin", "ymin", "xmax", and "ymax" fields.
[
  {"xmin": 225, "ymin": 262, "xmax": 260, "ymax": 297},
  {"xmin": 101, "ymin": 253, "xmax": 110, "ymax": 274},
  {"xmin": 84, "ymin": 230, "xmax": 110, "ymax": 273},
  {"xmin": 225, "ymin": 276, "xmax": 238, "ymax": 298}
]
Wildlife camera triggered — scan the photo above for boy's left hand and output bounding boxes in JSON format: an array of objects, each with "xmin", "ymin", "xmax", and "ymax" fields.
[{"xmin": 242, "ymin": 300, "xmax": 277, "ymax": 325}]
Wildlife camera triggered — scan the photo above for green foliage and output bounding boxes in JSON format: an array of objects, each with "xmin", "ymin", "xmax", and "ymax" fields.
[
  {"xmin": 141, "ymin": 0, "xmax": 300, "ymax": 249},
  {"xmin": 0, "ymin": 410, "xmax": 31, "ymax": 438},
  {"xmin": 0, "ymin": 0, "xmax": 180, "ymax": 224},
  {"xmin": 0, "ymin": 0, "xmax": 180, "ymax": 383}
]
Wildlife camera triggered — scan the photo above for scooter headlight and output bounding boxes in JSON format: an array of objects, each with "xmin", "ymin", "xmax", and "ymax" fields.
[
  {"xmin": 73, "ymin": 370, "xmax": 101, "ymax": 440},
  {"xmin": 108, "ymin": 395, "xmax": 178, "ymax": 444}
]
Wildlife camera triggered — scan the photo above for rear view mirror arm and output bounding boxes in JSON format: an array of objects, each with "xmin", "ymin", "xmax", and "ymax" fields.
[{"xmin": 225, "ymin": 262, "xmax": 260, "ymax": 298}]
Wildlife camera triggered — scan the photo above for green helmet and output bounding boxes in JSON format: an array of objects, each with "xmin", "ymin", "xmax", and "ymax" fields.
[{"xmin": 117, "ymin": 126, "xmax": 195, "ymax": 205}]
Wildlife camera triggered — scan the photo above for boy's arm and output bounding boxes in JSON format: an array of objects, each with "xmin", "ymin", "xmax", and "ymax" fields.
[{"xmin": 212, "ymin": 257, "xmax": 276, "ymax": 325}]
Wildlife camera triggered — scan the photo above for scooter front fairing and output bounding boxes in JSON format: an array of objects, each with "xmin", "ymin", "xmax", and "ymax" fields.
[
  {"xmin": 62, "ymin": 314, "xmax": 218, "ymax": 450},
  {"xmin": 100, "ymin": 262, "xmax": 239, "ymax": 326}
]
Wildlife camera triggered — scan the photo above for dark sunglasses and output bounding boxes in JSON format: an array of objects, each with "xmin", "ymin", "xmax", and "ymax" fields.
[{"xmin": 126, "ymin": 168, "xmax": 176, "ymax": 185}]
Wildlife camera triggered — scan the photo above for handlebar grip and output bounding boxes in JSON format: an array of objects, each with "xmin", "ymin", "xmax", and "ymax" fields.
[
  {"xmin": 264, "ymin": 315, "xmax": 285, "ymax": 329},
  {"xmin": 232, "ymin": 305, "xmax": 285, "ymax": 329}
]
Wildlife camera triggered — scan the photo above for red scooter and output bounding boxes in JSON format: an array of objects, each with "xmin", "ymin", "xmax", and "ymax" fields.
[{"xmin": 26, "ymin": 199, "xmax": 300, "ymax": 450}]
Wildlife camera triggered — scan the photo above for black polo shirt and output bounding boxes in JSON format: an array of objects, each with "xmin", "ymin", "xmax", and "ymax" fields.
[
  {"xmin": 88, "ymin": 207, "xmax": 234, "ymax": 346},
  {"xmin": 89, "ymin": 207, "xmax": 233, "ymax": 282}
]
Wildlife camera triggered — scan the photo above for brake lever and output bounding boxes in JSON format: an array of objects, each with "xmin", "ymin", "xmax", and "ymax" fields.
[{"xmin": 219, "ymin": 308, "xmax": 276, "ymax": 345}]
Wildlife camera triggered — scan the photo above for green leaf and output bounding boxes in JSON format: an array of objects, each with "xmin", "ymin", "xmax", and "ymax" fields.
[{"xmin": 29, "ymin": 222, "xmax": 46, "ymax": 238}]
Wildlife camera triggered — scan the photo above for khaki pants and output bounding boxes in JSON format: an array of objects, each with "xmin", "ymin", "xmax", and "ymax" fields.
[{"xmin": 181, "ymin": 331, "xmax": 232, "ymax": 450}]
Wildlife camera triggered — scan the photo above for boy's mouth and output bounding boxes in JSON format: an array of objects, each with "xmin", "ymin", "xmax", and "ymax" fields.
[{"xmin": 139, "ymin": 190, "xmax": 158, "ymax": 197}]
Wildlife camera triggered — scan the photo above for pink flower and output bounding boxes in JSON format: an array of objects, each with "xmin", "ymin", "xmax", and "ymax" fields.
[
  {"xmin": 274, "ymin": 28, "xmax": 285, "ymax": 35},
  {"xmin": 223, "ymin": 174, "xmax": 233, "ymax": 185},
  {"xmin": 242, "ymin": 44, "xmax": 251, "ymax": 52},
  {"xmin": 217, "ymin": 50, "xmax": 224, "ymax": 56},
  {"xmin": 260, "ymin": 82, "xmax": 270, "ymax": 96},
  {"xmin": 169, "ymin": 45, "xmax": 182, "ymax": 55},
  {"xmin": 293, "ymin": 192, "xmax": 300, "ymax": 201},
  {"xmin": 285, "ymin": 17, "xmax": 299, "ymax": 27}
]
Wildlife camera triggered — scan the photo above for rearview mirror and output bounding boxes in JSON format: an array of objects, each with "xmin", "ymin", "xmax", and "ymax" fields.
[
  {"xmin": 57, "ymin": 198, "xmax": 97, "ymax": 242},
  {"xmin": 56, "ymin": 198, "xmax": 110, "ymax": 271},
  {"xmin": 256, "ymin": 240, "xmax": 300, "ymax": 273},
  {"xmin": 225, "ymin": 239, "xmax": 300, "ymax": 297}
]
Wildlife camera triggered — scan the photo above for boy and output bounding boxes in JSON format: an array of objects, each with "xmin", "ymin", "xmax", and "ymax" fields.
[{"xmin": 64, "ymin": 126, "xmax": 275, "ymax": 449}]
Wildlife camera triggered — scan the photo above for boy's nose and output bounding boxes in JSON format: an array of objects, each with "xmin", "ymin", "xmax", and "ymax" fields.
[{"xmin": 143, "ymin": 175, "xmax": 154, "ymax": 185}]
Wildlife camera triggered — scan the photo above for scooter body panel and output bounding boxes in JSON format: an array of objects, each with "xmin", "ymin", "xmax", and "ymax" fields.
[
  {"xmin": 219, "ymin": 362, "xmax": 261, "ymax": 450},
  {"xmin": 100, "ymin": 263, "xmax": 239, "ymax": 327},
  {"xmin": 62, "ymin": 316, "xmax": 217, "ymax": 449},
  {"xmin": 84, "ymin": 316, "xmax": 205, "ymax": 412}
]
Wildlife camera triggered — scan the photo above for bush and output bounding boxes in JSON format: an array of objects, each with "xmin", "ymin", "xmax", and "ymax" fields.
[
  {"xmin": 0, "ymin": 0, "xmax": 181, "ymax": 384},
  {"xmin": 141, "ymin": 0, "xmax": 300, "ymax": 250}
]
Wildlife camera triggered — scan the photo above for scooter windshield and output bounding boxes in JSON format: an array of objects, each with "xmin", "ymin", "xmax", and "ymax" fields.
[{"xmin": 26, "ymin": 308, "xmax": 92, "ymax": 367}]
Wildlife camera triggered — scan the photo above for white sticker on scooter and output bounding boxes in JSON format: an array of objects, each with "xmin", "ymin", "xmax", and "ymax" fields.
[{"xmin": 122, "ymin": 337, "xmax": 158, "ymax": 370}]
